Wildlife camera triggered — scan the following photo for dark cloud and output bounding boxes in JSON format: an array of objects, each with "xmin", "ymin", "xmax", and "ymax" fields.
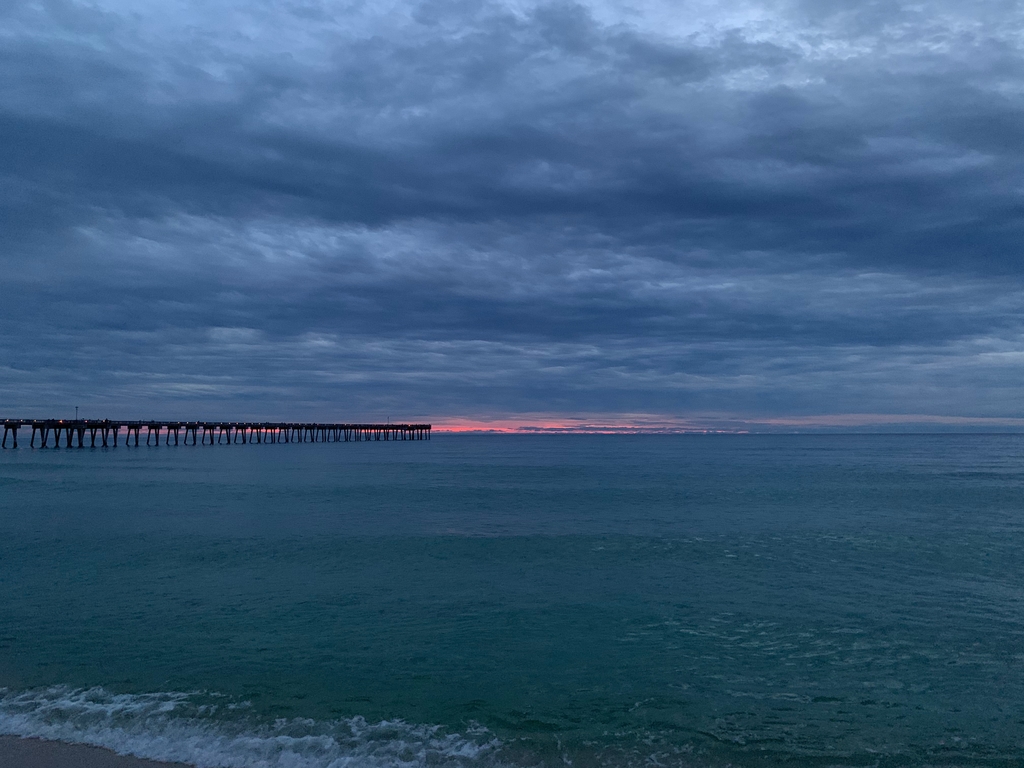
[{"xmin": 2, "ymin": 0, "xmax": 1024, "ymax": 426}]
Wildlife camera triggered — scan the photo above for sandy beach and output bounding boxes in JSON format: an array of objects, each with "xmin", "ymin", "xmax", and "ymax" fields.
[{"xmin": 0, "ymin": 736, "xmax": 191, "ymax": 768}]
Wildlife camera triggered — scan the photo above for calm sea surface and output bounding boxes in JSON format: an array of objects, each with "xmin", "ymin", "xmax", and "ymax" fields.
[{"xmin": 0, "ymin": 434, "xmax": 1022, "ymax": 768}]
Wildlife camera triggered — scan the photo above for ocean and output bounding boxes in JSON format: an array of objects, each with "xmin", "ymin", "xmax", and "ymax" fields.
[{"xmin": 0, "ymin": 434, "xmax": 1021, "ymax": 768}]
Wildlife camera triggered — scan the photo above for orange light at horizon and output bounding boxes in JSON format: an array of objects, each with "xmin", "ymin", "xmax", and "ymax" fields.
[
  {"xmin": 431, "ymin": 419, "xmax": 563, "ymax": 433},
  {"xmin": 427, "ymin": 411, "xmax": 1024, "ymax": 433},
  {"xmin": 428, "ymin": 416, "xmax": 732, "ymax": 433}
]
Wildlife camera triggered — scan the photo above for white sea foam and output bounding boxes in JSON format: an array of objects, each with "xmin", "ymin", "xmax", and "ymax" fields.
[{"xmin": 0, "ymin": 686, "xmax": 501, "ymax": 768}]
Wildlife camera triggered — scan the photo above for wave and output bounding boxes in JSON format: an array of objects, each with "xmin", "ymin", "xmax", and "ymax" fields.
[{"xmin": 0, "ymin": 686, "xmax": 501, "ymax": 768}]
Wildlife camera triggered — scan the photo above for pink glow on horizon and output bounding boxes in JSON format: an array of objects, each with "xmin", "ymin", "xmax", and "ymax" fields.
[
  {"xmin": 429, "ymin": 412, "xmax": 1024, "ymax": 433},
  {"xmin": 431, "ymin": 415, "xmax": 739, "ymax": 433}
]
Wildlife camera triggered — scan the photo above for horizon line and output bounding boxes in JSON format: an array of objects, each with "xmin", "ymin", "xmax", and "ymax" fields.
[{"xmin": 430, "ymin": 413, "xmax": 1024, "ymax": 433}]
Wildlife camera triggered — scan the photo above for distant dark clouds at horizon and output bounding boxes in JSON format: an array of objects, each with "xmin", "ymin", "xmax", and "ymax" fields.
[{"xmin": 2, "ymin": 0, "xmax": 1024, "ymax": 427}]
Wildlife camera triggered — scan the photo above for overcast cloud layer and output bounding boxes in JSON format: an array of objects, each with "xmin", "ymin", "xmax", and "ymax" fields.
[{"xmin": 2, "ymin": 0, "xmax": 1024, "ymax": 428}]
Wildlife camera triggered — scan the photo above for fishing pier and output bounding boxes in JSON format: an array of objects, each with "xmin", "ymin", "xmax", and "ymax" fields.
[{"xmin": 1, "ymin": 420, "xmax": 431, "ymax": 448}]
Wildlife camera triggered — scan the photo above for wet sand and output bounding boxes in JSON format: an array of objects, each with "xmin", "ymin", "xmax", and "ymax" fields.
[{"xmin": 0, "ymin": 736, "xmax": 192, "ymax": 768}]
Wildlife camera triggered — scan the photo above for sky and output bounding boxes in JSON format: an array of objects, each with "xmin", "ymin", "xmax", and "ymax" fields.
[{"xmin": 2, "ymin": 0, "xmax": 1024, "ymax": 431}]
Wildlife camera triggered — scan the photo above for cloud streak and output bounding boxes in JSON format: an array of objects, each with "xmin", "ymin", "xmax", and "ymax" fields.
[{"xmin": 2, "ymin": 0, "xmax": 1024, "ymax": 427}]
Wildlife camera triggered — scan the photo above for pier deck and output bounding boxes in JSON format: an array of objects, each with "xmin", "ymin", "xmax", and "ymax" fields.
[{"xmin": 1, "ymin": 420, "xmax": 430, "ymax": 448}]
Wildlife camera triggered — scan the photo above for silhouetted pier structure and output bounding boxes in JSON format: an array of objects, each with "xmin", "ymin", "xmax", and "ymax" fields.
[{"xmin": 1, "ymin": 420, "xmax": 430, "ymax": 448}]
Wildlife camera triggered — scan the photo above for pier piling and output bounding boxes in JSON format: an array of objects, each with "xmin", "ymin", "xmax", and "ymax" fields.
[{"xmin": 1, "ymin": 420, "xmax": 429, "ymax": 449}]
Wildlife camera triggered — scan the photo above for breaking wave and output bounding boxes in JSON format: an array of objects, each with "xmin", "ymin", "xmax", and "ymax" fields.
[{"xmin": 0, "ymin": 686, "xmax": 501, "ymax": 768}]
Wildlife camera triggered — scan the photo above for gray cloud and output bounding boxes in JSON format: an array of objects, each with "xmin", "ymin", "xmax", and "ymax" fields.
[{"xmin": 2, "ymin": 0, "xmax": 1024, "ymax": 426}]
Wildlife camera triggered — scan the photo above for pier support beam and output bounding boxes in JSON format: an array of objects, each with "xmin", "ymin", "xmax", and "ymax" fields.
[{"xmin": 1, "ymin": 420, "xmax": 430, "ymax": 449}]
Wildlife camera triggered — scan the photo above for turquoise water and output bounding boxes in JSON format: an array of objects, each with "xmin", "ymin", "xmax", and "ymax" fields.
[{"xmin": 0, "ymin": 435, "xmax": 1022, "ymax": 768}]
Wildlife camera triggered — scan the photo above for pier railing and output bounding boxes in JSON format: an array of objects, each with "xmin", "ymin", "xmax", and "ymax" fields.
[{"xmin": 0, "ymin": 420, "xmax": 430, "ymax": 448}]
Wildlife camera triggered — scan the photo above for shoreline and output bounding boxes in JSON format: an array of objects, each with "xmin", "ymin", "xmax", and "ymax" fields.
[{"xmin": 0, "ymin": 735, "xmax": 193, "ymax": 768}]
